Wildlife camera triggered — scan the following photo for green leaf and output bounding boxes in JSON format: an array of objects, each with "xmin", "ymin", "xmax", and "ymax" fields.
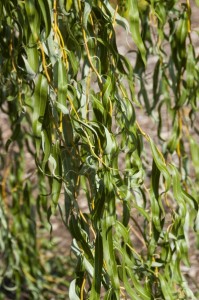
[
  {"xmin": 101, "ymin": 216, "xmax": 120, "ymax": 298},
  {"xmin": 51, "ymin": 141, "xmax": 62, "ymax": 213},
  {"xmin": 102, "ymin": 76, "xmax": 112, "ymax": 107},
  {"xmin": 54, "ymin": 59, "xmax": 68, "ymax": 107},
  {"xmin": 186, "ymin": 44, "xmax": 195, "ymax": 89},
  {"xmin": 128, "ymin": 0, "xmax": 146, "ymax": 64},
  {"xmin": 32, "ymin": 74, "xmax": 48, "ymax": 154},
  {"xmin": 127, "ymin": 269, "xmax": 151, "ymax": 300},
  {"xmin": 66, "ymin": 0, "xmax": 73, "ymax": 11},
  {"xmin": 176, "ymin": 12, "xmax": 188, "ymax": 44},
  {"xmin": 68, "ymin": 51, "xmax": 79, "ymax": 76},
  {"xmin": 41, "ymin": 129, "xmax": 51, "ymax": 169},
  {"xmin": 22, "ymin": 55, "xmax": 36, "ymax": 78},
  {"xmin": 62, "ymin": 114, "xmax": 73, "ymax": 146},
  {"xmin": 159, "ymin": 274, "xmax": 173, "ymax": 300},
  {"xmin": 149, "ymin": 137, "xmax": 171, "ymax": 191},
  {"xmin": 90, "ymin": 232, "xmax": 103, "ymax": 299},
  {"xmin": 37, "ymin": 0, "xmax": 51, "ymax": 38},
  {"xmin": 70, "ymin": 214, "xmax": 94, "ymax": 261},
  {"xmin": 122, "ymin": 266, "xmax": 141, "ymax": 300},
  {"xmin": 25, "ymin": 0, "xmax": 40, "ymax": 42},
  {"xmin": 69, "ymin": 279, "xmax": 80, "ymax": 300},
  {"xmin": 169, "ymin": 164, "xmax": 187, "ymax": 218},
  {"xmin": 83, "ymin": 1, "xmax": 91, "ymax": 30},
  {"xmin": 103, "ymin": 126, "xmax": 116, "ymax": 155},
  {"xmin": 190, "ymin": 137, "xmax": 199, "ymax": 178}
]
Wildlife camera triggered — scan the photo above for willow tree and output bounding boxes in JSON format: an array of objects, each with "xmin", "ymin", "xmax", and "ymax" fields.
[{"xmin": 0, "ymin": 0, "xmax": 199, "ymax": 299}]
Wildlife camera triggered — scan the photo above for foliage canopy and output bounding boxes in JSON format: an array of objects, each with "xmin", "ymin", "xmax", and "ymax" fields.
[{"xmin": 0, "ymin": 0, "xmax": 199, "ymax": 299}]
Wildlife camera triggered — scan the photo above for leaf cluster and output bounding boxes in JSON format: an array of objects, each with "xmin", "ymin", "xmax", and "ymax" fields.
[{"xmin": 0, "ymin": 0, "xmax": 199, "ymax": 299}]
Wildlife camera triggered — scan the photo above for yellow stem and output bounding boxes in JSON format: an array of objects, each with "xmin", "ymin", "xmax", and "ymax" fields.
[
  {"xmin": 59, "ymin": 111, "xmax": 63, "ymax": 133},
  {"xmin": 126, "ymin": 243, "xmax": 143, "ymax": 263},
  {"xmin": 77, "ymin": 0, "xmax": 101, "ymax": 83},
  {"xmin": 82, "ymin": 29, "xmax": 102, "ymax": 83},
  {"xmin": 136, "ymin": 121, "xmax": 150, "ymax": 141},
  {"xmin": 109, "ymin": 5, "xmax": 118, "ymax": 39},
  {"xmin": 187, "ymin": 0, "xmax": 191, "ymax": 33},
  {"xmin": 38, "ymin": 41, "xmax": 51, "ymax": 83},
  {"xmin": 79, "ymin": 210, "xmax": 96, "ymax": 239},
  {"xmin": 80, "ymin": 277, "xmax": 86, "ymax": 300}
]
